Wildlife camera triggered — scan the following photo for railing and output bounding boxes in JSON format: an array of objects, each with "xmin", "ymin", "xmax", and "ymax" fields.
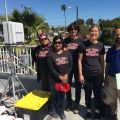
[
  {"xmin": 0, "ymin": 45, "xmax": 36, "ymax": 75},
  {"xmin": 0, "ymin": 45, "xmax": 110, "ymax": 75}
]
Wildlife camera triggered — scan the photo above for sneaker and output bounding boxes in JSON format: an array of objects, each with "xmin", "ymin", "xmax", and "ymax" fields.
[
  {"xmin": 86, "ymin": 112, "xmax": 92, "ymax": 119},
  {"xmin": 94, "ymin": 112, "xmax": 100, "ymax": 120},
  {"xmin": 65, "ymin": 105, "xmax": 71, "ymax": 111},
  {"xmin": 73, "ymin": 104, "xmax": 80, "ymax": 114},
  {"xmin": 48, "ymin": 110, "xmax": 59, "ymax": 118},
  {"xmin": 65, "ymin": 100, "xmax": 73, "ymax": 111},
  {"xmin": 60, "ymin": 113, "xmax": 66, "ymax": 120},
  {"xmin": 73, "ymin": 109, "xmax": 79, "ymax": 114}
]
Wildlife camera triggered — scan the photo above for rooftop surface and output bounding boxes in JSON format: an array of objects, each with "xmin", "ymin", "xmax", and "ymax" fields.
[{"xmin": 0, "ymin": 76, "xmax": 120, "ymax": 120}]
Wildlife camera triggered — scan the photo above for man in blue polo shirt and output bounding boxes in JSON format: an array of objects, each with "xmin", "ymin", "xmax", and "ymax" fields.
[{"xmin": 105, "ymin": 27, "xmax": 120, "ymax": 120}]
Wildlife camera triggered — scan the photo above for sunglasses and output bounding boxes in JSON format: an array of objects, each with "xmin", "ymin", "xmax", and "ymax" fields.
[
  {"xmin": 54, "ymin": 41, "xmax": 62, "ymax": 44},
  {"xmin": 70, "ymin": 27, "xmax": 78, "ymax": 31},
  {"xmin": 41, "ymin": 38, "xmax": 48, "ymax": 41}
]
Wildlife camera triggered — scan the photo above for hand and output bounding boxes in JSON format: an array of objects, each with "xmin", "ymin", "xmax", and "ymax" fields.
[
  {"xmin": 79, "ymin": 74, "xmax": 86, "ymax": 85},
  {"xmin": 63, "ymin": 47, "xmax": 67, "ymax": 51},
  {"xmin": 59, "ymin": 75, "xmax": 68, "ymax": 83},
  {"xmin": 64, "ymin": 74, "xmax": 68, "ymax": 79},
  {"xmin": 104, "ymin": 77, "xmax": 109, "ymax": 87}
]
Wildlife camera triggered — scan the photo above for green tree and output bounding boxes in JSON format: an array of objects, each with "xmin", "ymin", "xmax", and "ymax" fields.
[
  {"xmin": 99, "ymin": 17, "xmax": 120, "ymax": 45},
  {"xmin": 86, "ymin": 18, "xmax": 94, "ymax": 26},
  {"xmin": 10, "ymin": 8, "xmax": 49, "ymax": 42},
  {"xmin": 0, "ymin": 15, "xmax": 6, "ymax": 23},
  {"xmin": 99, "ymin": 19, "xmax": 113, "ymax": 30},
  {"xmin": 0, "ymin": 15, "xmax": 4, "ymax": 43},
  {"xmin": 75, "ymin": 18, "xmax": 84, "ymax": 25},
  {"xmin": 10, "ymin": 9, "xmax": 22, "ymax": 22},
  {"xmin": 79, "ymin": 24, "xmax": 89, "ymax": 37},
  {"xmin": 100, "ymin": 27, "xmax": 114, "ymax": 45},
  {"xmin": 112, "ymin": 17, "xmax": 120, "ymax": 28}
]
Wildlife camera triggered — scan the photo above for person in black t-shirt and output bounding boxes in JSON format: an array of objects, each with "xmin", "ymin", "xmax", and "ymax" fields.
[
  {"xmin": 47, "ymin": 36, "xmax": 72, "ymax": 119},
  {"xmin": 78, "ymin": 25, "xmax": 105, "ymax": 119},
  {"xmin": 31, "ymin": 32, "xmax": 52, "ymax": 91},
  {"xmin": 64, "ymin": 22, "xmax": 83, "ymax": 113}
]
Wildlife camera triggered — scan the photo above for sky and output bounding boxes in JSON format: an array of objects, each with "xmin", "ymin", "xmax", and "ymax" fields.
[{"xmin": 0, "ymin": 0, "xmax": 120, "ymax": 27}]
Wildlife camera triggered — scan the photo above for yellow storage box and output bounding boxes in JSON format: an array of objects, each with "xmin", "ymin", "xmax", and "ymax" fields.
[{"xmin": 15, "ymin": 90, "xmax": 50, "ymax": 111}]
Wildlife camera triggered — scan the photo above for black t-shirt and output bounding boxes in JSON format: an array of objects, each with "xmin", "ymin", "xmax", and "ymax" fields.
[
  {"xmin": 47, "ymin": 51, "xmax": 72, "ymax": 82},
  {"xmin": 64, "ymin": 37, "xmax": 83, "ymax": 65},
  {"xmin": 31, "ymin": 44, "xmax": 52, "ymax": 72},
  {"xmin": 78, "ymin": 40, "xmax": 105, "ymax": 77}
]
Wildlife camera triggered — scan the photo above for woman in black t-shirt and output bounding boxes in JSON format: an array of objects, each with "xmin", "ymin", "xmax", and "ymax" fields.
[
  {"xmin": 78, "ymin": 25, "xmax": 105, "ymax": 119},
  {"xmin": 31, "ymin": 32, "xmax": 52, "ymax": 91},
  {"xmin": 47, "ymin": 36, "xmax": 72, "ymax": 119}
]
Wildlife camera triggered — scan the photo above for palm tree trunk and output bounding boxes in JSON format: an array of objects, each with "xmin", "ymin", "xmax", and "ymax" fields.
[{"xmin": 64, "ymin": 11, "xmax": 66, "ymax": 29}]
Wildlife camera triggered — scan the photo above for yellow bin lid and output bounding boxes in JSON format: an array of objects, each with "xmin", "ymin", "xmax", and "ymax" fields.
[{"xmin": 14, "ymin": 90, "xmax": 51, "ymax": 111}]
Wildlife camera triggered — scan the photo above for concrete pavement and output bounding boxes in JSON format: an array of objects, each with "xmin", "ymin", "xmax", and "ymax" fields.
[{"xmin": 0, "ymin": 77, "xmax": 120, "ymax": 120}]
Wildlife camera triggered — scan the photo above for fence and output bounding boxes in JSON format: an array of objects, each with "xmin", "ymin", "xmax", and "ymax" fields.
[
  {"xmin": 0, "ymin": 45, "xmax": 110, "ymax": 75},
  {"xmin": 0, "ymin": 45, "xmax": 36, "ymax": 75}
]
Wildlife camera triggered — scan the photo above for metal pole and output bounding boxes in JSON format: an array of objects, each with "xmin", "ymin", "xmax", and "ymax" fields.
[
  {"xmin": 76, "ymin": 5, "xmax": 78, "ymax": 21},
  {"xmin": 4, "ymin": 0, "xmax": 8, "ymax": 21},
  {"xmin": 4, "ymin": 0, "xmax": 10, "ymax": 44}
]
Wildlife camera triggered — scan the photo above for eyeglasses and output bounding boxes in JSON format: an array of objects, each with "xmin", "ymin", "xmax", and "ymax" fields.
[
  {"xmin": 70, "ymin": 27, "xmax": 78, "ymax": 31},
  {"xmin": 54, "ymin": 41, "xmax": 62, "ymax": 44}
]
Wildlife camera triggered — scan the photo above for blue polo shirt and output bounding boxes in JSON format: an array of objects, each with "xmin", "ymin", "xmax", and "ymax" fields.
[{"xmin": 106, "ymin": 45, "xmax": 120, "ymax": 77}]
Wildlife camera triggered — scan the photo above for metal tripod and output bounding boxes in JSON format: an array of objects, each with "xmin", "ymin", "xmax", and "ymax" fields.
[{"xmin": 0, "ymin": 58, "xmax": 28, "ymax": 104}]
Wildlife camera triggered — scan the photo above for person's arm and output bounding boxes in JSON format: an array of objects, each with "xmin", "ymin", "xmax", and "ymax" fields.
[
  {"xmin": 67, "ymin": 52, "xmax": 73, "ymax": 75},
  {"xmin": 99, "ymin": 44, "xmax": 105, "ymax": 83},
  {"xmin": 99, "ymin": 54, "xmax": 105, "ymax": 81},
  {"xmin": 31, "ymin": 47, "xmax": 37, "ymax": 62},
  {"xmin": 63, "ymin": 52, "xmax": 73, "ymax": 82},
  {"xmin": 78, "ymin": 53, "xmax": 85, "ymax": 84},
  {"xmin": 47, "ymin": 54, "xmax": 68, "ymax": 83},
  {"xmin": 104, "ymin": 48, "xmax": 111, "ymax": 86},
  {"xmin": 104, "ymin": 63, "xmax": 110, "ymax": 86},
  {"xmin": 47, "ymin": 54, "xmax": 60, "ymax": 79},
  {"xmin": 78, "ymin": 43, "xmax": 86, "ymax": 85}
]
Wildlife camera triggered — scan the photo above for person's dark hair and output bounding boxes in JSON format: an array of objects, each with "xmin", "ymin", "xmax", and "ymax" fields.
[
  {"xmin": 89, "ymin": 24, "xmax": 101, "ymax": 32},
  {"xmin": 52, "ymin": 35, "xmax": 64, "ymax": 50},
  {"xmin": 112, "ymin": 27, "xmax": 120, "ymax": 37},
  {"xmin": 67, "ymin": 22, "xmax": 80, "ymax": 33}
]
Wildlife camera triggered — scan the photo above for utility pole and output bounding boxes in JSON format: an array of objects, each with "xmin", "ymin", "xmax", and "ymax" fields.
[
  {"xmin": 4, "ymin": 0, "xmax": 10, "ymax": 44},
  {"xmin": 76, "ymin": 5, "xmax": 78, "ymax": 21}
]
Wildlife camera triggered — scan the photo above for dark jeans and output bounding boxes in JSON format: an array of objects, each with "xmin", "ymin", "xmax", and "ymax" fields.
[
  {"xmin": 66, "ymin": 67, "xmax": 81, "ymax": 104},
  {"xmin": 49, "ymin": 80, "xmax": 65, "ymax": 115},
  {"xmin": 84, "ymin": 74, "xmax": 102, "ymax": 110},
  {"xmin": 37, "ymin": 70, "xmax": 50, "ymax": 91},
  {"xmin": 57, "ymin": 91, "xmax": 66, "ymax": 115}
]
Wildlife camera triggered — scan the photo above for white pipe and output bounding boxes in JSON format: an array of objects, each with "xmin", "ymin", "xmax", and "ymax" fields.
[{"xmin": 4, "ymin": 0, "xmax": 8, "ymax": 22}]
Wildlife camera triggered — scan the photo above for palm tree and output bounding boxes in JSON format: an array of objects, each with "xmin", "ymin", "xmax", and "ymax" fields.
[
  {"xmin": 10, "ymin": 8, "xmax": 49, "ymax": 41},
  {"xmin": 61, "ymin": 4, "xmax": 67, "ymax": 29}
]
